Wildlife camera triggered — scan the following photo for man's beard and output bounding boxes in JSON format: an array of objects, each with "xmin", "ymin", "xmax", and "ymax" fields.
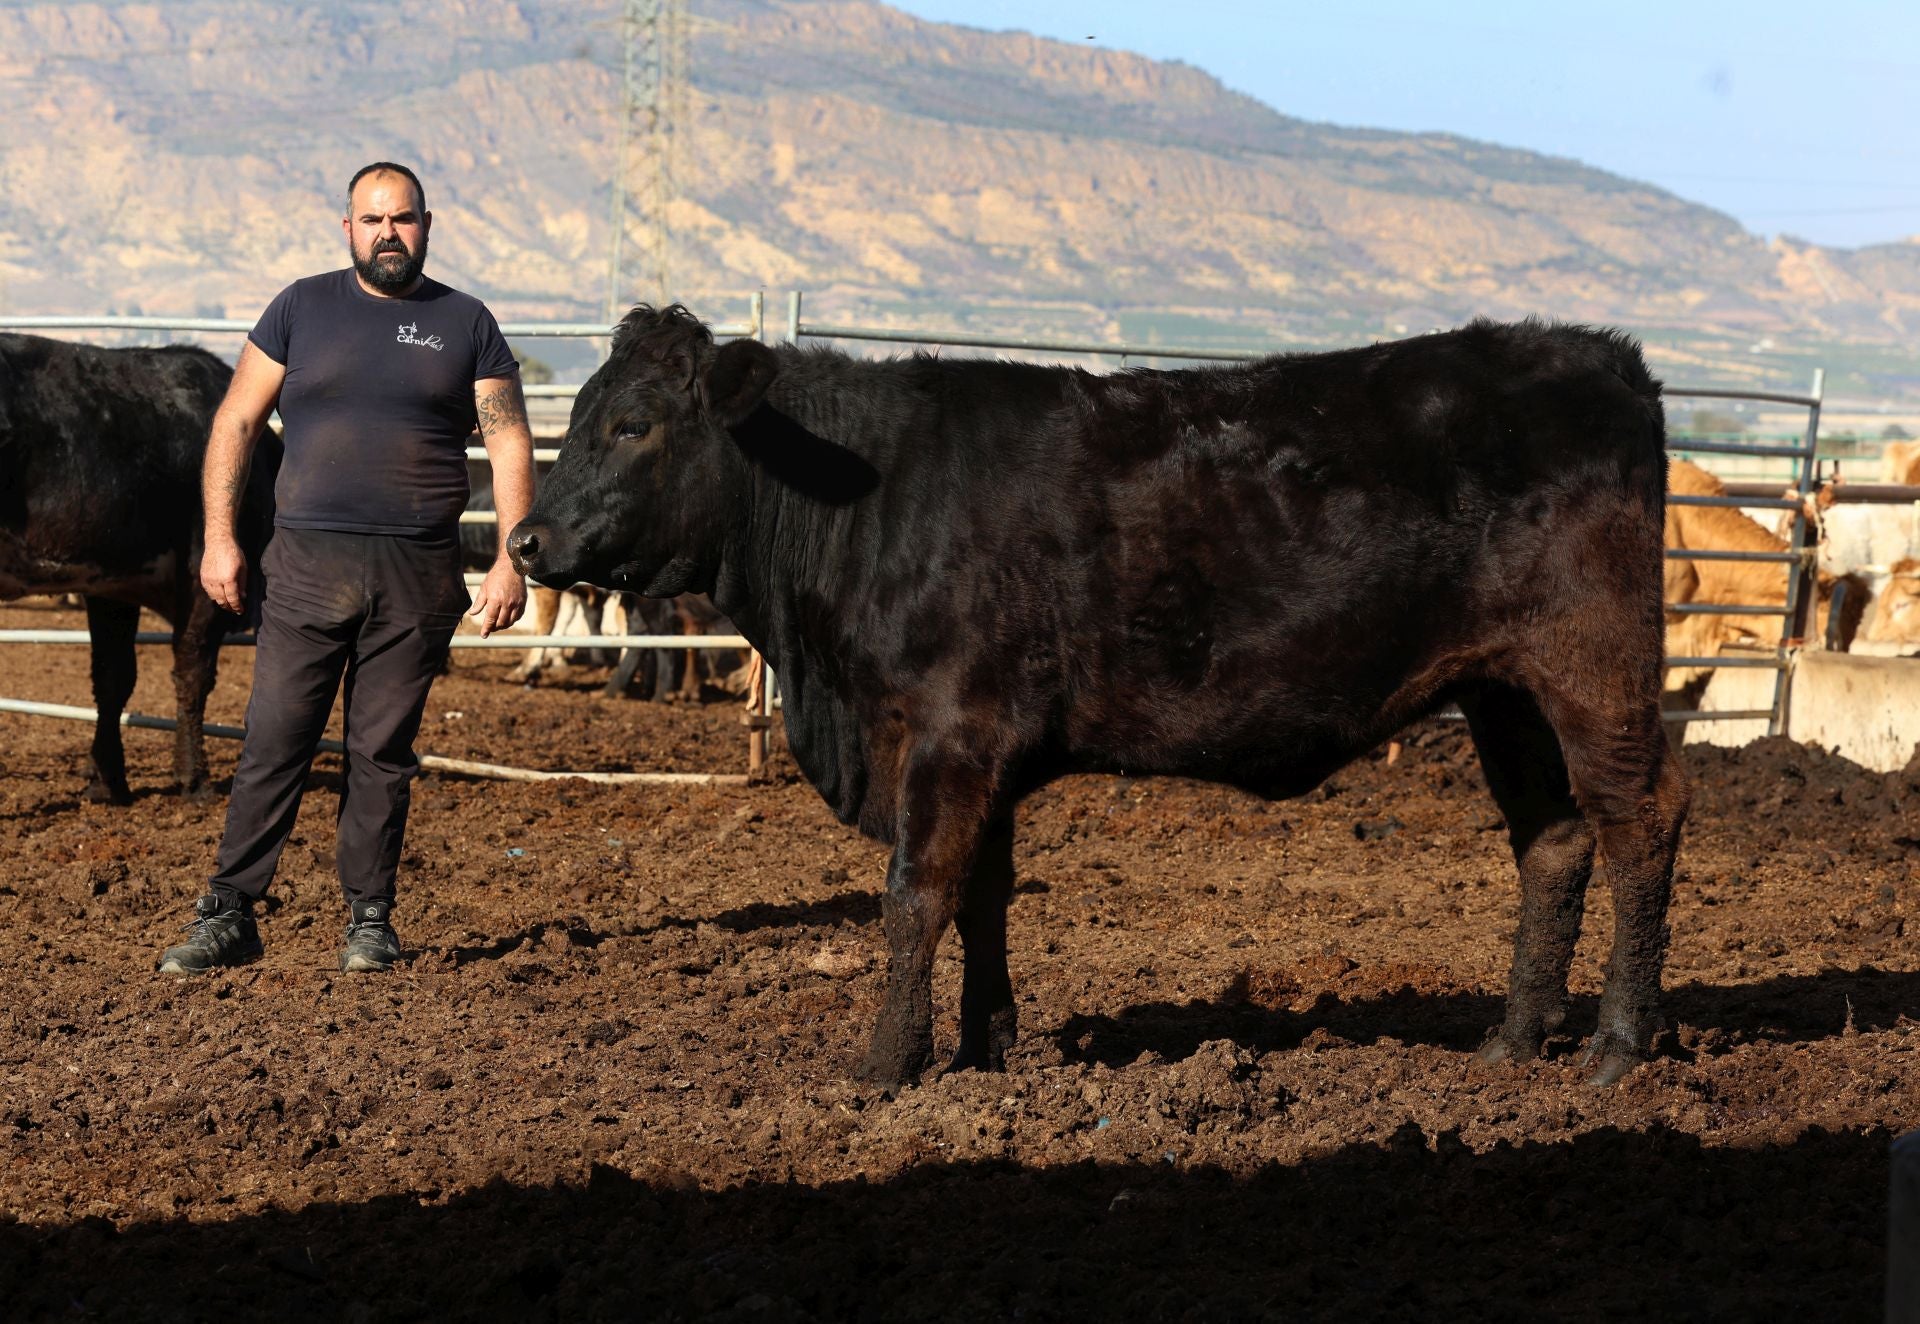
[{"xmin": 353, "ymin": 233, "xmax": 427, "ymax": 293}]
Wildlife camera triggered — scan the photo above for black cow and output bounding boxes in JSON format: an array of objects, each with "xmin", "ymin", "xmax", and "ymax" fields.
[
  {"xmin": 510, "ymin": 307, "xmax": 1691, "ymax": 1088},
  {"xmin": 603, "ymin": 592, "xmax": 748, "ymax": 702},
  {"xmin": 0, "ymin": 334, "xmax": 277, "ymax": 803}
]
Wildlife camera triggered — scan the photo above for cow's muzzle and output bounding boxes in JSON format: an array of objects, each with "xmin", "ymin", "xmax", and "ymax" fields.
[{"xmin": 506, "ymin": 520, "xmax": 583, "ymax": 588}]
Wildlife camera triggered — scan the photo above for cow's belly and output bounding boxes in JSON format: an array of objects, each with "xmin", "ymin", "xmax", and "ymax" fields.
[
  {"xmin": 0, "ymin": 532, "xmax": 176, "ymax": 603},
  {"xmin": 1071, "ymin": 686, "xmax": 1444, "ymax": 798},
  {"xmin": 1063, "ymin": 623, "xmax": 1477, "ymax": 800}
]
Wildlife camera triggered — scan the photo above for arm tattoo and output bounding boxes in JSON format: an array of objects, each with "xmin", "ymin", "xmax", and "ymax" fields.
[{"xmin": 475, "ymin": 381, "xmax": 529, "ymax": 438}]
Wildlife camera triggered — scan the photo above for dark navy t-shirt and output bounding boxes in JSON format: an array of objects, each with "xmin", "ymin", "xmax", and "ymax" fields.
[{"xmin": 248, "ymin": 269, "xmax": 519, "ymax": 535}]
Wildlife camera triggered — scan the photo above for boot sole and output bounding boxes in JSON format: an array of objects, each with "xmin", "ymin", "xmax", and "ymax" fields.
[
  {"xmin": 339, "ymin": 952, "xmax": 398, "ymax": 973},
  {"xmin": 157, "ymin": 950, "xmax": 263, "ymax": 976}
]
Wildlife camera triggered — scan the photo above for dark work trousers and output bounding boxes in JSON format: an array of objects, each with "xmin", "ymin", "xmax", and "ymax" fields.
[{"xmin": 209, "ymin": 527, "xmax": 469, "ymax": 910}]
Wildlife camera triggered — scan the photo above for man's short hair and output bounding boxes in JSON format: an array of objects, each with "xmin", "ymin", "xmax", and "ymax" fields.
[{"xmin": 345, "ymin": 162, "xmax": 427, "ymax": 216}]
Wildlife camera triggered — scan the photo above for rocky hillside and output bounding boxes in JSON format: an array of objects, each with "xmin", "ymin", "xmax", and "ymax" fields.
[{"xmin": 1, "ymin": 0, "xmax": 1915, "ymax": 391}]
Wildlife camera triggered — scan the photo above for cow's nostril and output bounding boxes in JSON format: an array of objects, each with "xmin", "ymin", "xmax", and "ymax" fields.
[{"xmin": 506, "ymin": 524, "xmax": 544, "ymax": 573}]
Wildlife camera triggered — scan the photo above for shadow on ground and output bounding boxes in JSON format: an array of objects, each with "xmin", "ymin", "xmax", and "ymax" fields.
[
  {"xmin": 1057, "ymin": 967, "xmax": 1920, "ymax": 1066},
  {"xmin": 0, "ymin": 1125, "xmax": 1886, "ymax": 1321},
  {"xmin": 439, "ymin": 888, "xmax": 884, "ymax": 965}
]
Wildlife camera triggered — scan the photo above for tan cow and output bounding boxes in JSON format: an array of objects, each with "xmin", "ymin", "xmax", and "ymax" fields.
[
  {"xmin": 1881, "ymin": 440, "xmax": 1920, "ymax": 486},
  {"xmin": 1663, "ymin": 459, "xmax": 1863, "ymax": 687},
  {"xmin": 1864, "ymin": 559, "xmax": 1920, "ymax": 648}
]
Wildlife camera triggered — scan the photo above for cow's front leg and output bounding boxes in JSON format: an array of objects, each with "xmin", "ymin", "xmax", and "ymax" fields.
[
  {"xmin": 82, "ymin": 596, "xmax": 140, "ymax": 805},
  {"xmin": 948, "ymin": 813, "xmax": 1017, "ymax": 1074},
  {"xmin": 856, "ymin": 755, "xmax": 996, "ymax": 1089}
]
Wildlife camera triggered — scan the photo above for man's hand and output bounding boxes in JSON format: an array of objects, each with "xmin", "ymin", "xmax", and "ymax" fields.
[
  {"xmin": 468, "ymin": 561, "xmax": 527, "ymax": 638},
  {"xmin": 201, "ymin": 539, "xmax": 248, "ymax": 614}
]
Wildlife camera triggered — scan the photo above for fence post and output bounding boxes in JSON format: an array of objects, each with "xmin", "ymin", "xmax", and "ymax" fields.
[
  {"xmin": 1770, "ymin": 367, "xmax": 1824, "ymax": 737},
  {"xmin": 742, "ymin": 653, "xmax": 772, "ymax": 780}
]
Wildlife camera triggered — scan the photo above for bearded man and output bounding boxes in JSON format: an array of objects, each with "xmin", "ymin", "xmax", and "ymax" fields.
[{"xmin": 157, "ymin": 161, "xmax": 534, "ymax": 974}]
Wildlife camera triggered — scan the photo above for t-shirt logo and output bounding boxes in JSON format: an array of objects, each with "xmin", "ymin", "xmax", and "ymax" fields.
[{"xmin": 396, "ymin": 321, "xmax": 444, "ymax": 351}]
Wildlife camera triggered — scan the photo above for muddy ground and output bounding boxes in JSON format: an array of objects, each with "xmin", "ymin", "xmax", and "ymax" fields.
[{"xmin": 0, "ymin": 597, "xmax": 1915, "ymax": 1320}]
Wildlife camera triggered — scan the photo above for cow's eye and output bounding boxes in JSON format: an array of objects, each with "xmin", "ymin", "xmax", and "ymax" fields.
[{"xmin": 613, "ymin": 421, "xmax": 650, "ymax": 444}]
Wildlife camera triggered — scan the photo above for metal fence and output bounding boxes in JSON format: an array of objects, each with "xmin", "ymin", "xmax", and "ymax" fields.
[
  {"xmin": 0, "ymin": 297, "xmax": 1841, "ymax": 756},
  {"xmin": 1662, "ymin": 378, "xmax": 1823, "ymax": 735}
]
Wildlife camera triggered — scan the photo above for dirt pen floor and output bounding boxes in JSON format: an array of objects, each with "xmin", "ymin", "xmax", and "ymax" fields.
[{"xmin": 1, "ymin": 598, "xmax": 1916, "ymax": 1320}]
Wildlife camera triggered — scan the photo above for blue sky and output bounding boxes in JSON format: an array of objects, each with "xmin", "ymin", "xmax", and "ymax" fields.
[{"xmin": 889, "ymin": 0, "xmax": 1919, "ymax": 250}]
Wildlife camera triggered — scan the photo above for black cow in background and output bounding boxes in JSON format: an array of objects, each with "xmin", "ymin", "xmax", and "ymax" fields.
[
  {"xmin": 464, "ymin": 482, "xmax": 621, "ymax": 686},
  {"xmin": 0, "ymin": 333, "xmax": 279, "ymax": 803},
  {"xmin": 603, "ymin": 591, "xmax": 749, "ymax": 702},
  {"xmin": 512, "ymin": 306, "xmax": 1691, "ymax": 1090}
]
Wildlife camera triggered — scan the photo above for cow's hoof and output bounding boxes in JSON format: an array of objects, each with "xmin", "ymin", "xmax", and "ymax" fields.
[
  {"xmin": 84, "ymin": 779, "xmax": 132, "ymax": 807},
  {"xmin": 181, "ymin": 781, "xmax": 219, "ymax": 805},
  {"xmin": 853, "ymin": 1056, "xmax": 913, "ymax": 1093},
  {"xmin": 944, "ymin": 1006, "xmax": 1017, "ymax": 1074},
  {"xmin": 1584, "ymin": 1052, "xmax": 1641, "ymax": 1087},
  {"xmin": 855, "ymin": 1035, "xmax": 932, "ymax": 1091},
  {"xmin": 1580, "ymin": 1033, "xmax": 1647, "ymax": 1087},
  {"xmin": 943, "ymin": 1042, "xmax": 1007, "ymax": 1076},
  {"xmin": 1475, "ymin": 1037, "xmax": 1513, "ymax": 1065},
  {"xmin": 1476, "ymin": 1023, "xmax": 1546, "ymax": 1066}
]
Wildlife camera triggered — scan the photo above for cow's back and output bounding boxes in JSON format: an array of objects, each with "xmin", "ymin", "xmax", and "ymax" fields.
[{"xmin": 1, "ymin": 334, "xmax": 232, "ymax": 572}]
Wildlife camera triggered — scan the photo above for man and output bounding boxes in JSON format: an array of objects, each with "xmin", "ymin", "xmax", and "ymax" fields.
[{"xmin": 157, "ymin": 161, "xmax": 534, "ymax": 975}]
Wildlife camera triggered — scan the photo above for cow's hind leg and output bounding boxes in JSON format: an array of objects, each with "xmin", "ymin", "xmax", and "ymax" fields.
[
  {"xmin": 858, "ymin": 753, "xmax": 999, "ymax": 1089},
  {"xmin": 1459, "ymin": 683, "xmax": 1596, "ymax": 1065},
  {"xmin": 82, "ymin": 596, "xmax": 139, "ymax": 805},
  {"xmin": 1533, "ymin": 673, "xmax": 1691, "ymax": 1086},
  {"xmin": 947, "ymin": 812, "xmax": 1017, "ymax": 1074},
  {"xmin": 168, "ymin": 590, "xmax": 226, "ymax": 798}
]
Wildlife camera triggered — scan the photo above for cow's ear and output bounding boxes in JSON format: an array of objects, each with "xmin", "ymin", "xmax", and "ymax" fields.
[{"xmin": 704, "ymin": 338, "xmax": 779, "ymax": 428}]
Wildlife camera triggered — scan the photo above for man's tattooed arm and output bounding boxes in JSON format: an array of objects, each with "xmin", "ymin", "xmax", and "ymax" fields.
[
  {"xmin": 473, "ymin": 374, "xmax": 536, "ymax": 565},
  {"xmin": 475, "ymin": 377, "xmax": 530, "ymax": 440}
]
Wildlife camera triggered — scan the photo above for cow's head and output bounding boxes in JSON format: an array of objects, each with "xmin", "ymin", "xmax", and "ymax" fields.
[
  {"xmin": 1868, "ymin": 560, "xmax": 1920, "ymax": 645},
  {"xmin": 508, "ymin": 304, "xmax": 778, "ymax": 594}
]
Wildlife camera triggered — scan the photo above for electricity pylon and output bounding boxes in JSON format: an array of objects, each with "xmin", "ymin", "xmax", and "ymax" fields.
[{"xmin": 604, "ymin": 0, "xmax": 689, "ymax": 325}]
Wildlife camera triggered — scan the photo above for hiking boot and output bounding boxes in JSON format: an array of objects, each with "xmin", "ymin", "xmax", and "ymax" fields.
[
  {"xmin": 156, "ymin": 895, "xmax": 262, "ymax": 975},
  {"xmin": 339, "ymin": 900, "xmax": 402, "ymax": 973}
]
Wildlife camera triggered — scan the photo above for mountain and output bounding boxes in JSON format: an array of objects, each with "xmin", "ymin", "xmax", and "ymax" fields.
[{"xmin": 2, "ymin": 0, "xmax": 1916, "ymax": 397}]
